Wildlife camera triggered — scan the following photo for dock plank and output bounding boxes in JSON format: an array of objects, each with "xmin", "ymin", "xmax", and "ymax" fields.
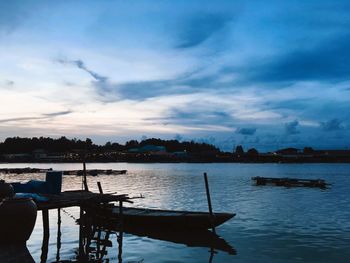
[{"xmin": 36, "ymin": 190, "xmax": 129, "ymax": 211}]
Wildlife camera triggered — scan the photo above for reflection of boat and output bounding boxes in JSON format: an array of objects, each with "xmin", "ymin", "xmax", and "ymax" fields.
[
  {"xmin": 117, "ymin": 225, "xmax": 236, "ymax": 255},
  {"xmin": 81, "ymin": 212, "xmax": 236, "ymax": 256},
  {"xmin": 89, "ymin": 206, "xmax": 235, "ymax": 230},
  {"xmin": 0, "ymin": 243, "xmax": 35, "ymax": 263}
]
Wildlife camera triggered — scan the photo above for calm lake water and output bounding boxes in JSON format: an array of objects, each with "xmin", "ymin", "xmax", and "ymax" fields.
[{"xmin": 1, "ymin": 163, "xmax": 350, "ymax": 263}]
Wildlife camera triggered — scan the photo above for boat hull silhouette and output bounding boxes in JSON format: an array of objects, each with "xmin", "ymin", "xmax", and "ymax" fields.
[{"xmin": 88, "ymin": 206, "xmax": 235, "ymax": 230}]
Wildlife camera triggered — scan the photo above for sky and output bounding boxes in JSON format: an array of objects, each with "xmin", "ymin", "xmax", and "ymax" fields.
[{"xmin": 0, "ymin": 0, "xmax": 350, "ymax": 151}]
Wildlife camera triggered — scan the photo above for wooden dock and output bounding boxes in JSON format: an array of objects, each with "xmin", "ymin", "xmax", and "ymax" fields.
[
  {"xmin": 36, "ymin": 190, "xmax": 129, "ymax": 210},
  {"xmin": 34, "ymin": 190, "xmax": 130, "ymax": 262},
  {"xmin": 252, "ymin": 176, "xmax": 330, "ymax": 189}
]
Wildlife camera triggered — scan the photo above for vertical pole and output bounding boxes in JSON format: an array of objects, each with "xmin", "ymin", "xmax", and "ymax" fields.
[
  {"xmin": 40, "ymin": 209, "xmax": 50, "ymax": 263},
  {"xmin": 56, "ymin": 209, "xmax": 61, "ymax": 262},
  {"xmin": 83, "ymin": 160, "xmax": 89, "ymax": 191},
  {"xmin": 97, "ymin": 182, "xmax": 103, "ymax": 194},
  {"xmin": 204, "ymin": 172, "xmax": 216, "ymax": 234},
  {"xmin": 118, "ymin": 200, "xmax": 124, "ymax": 263}
]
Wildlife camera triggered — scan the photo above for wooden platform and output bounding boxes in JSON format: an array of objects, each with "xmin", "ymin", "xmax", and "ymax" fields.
[
  {"xmin": 252, "ymin": 176, "xmax": 330, "ymax": 189},
  {"xmin": 36, "ymin": 190, "xmax": 130, "ymax": 211}
]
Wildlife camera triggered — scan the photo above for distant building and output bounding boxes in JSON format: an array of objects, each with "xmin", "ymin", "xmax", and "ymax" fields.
[{"xmin": 128, "ymin": 145, "xmax": 167, "ymax": 154}]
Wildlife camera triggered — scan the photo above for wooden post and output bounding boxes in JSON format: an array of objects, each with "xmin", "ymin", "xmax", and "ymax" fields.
[
  {"xmin": 204, "ymin": 172, "xmax": 216, "ymax": 234},
  {"xmin": 83, "ymin": 161, "xmax": 89, "ymax": 191},
  {"xmin": 40, "ymin": 209, "xmax": 50, "ymax": 263},
  {"xmin": 56, "ymin": 209, "xmax": 61, "ymax": 262},
  {"xmin": 97, "ymin": 182, "xmax": 103, "ymax": 194}
]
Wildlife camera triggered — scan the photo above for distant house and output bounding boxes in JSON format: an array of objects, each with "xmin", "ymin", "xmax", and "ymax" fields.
[
  {"xmin": 32, "ymin": 149, "xmax": 64, "ymax": 161},
  {"xmin": 2, "ymin": 153, "xmax": 32, "ymax": 161},
  {"xmin": 128, "ymin": 145, "xmax": 167, "ymax": 154},
  {"xmin": 32, "ymin": 149, "xmax": 47, "ymax": 160}
]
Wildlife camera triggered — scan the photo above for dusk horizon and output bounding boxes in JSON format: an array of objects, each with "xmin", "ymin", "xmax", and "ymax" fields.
[{"xmin": 1, "ymin": 0, "xmax": 350, "ymax": 152}]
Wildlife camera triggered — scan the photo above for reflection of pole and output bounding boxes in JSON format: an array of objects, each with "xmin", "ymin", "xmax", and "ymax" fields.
[
  {"xmin": 40, "ymin": 209, "xmax": 50, "ymax": 263},
  {"xmin": 118, "ymin": 200, "xmax": 124, "ymax": 263},
  {"xmin": 204, "ymin": 173, "xmax": 216, "ymax": 234},
  {"xmin": 209, "ymin": 248, "xmax": 215, "ymax": 263},
  {"xmin": 78, "ymin": 207, "xmax": 85, "ymax": 261},
  {"xmin": 56, "ymin": 209, "xmax": 61, "ymax": 262}
]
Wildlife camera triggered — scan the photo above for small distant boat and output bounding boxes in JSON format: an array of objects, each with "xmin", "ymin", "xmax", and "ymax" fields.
[
  {"xmin": 252, "ymin": 176, "xmax": 330, "ymax": 189},
  {"xmin": 90, "ymin": 206, "xmax": 235, "ymax": 230}
]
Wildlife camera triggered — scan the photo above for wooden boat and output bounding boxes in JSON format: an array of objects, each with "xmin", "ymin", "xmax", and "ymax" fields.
[
  {"xmin": 89, "ymin": 206, "xmax": 235, "ymax": 230},
  {"xmin": 86, "ymin": 214, "xmax": 236, "ymax": 255},
  {"xmin": 252, "ymin": 176, "xmax": 330, "ymax": 189}
]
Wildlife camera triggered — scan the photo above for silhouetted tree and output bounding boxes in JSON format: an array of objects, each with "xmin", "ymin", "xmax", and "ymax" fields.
[
  {"xmin": 303, "ymin": 147, "xmax": 314, "ymax": 154},
  {"xmin": 235, "ymin": 145, "xmax": 244, "ymax": 155},
  {"xmin": 247, "ymin": 148, "xmax": 259, "ymax": 156}
]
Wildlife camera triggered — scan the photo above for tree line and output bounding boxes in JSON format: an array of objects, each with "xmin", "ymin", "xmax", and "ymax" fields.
[{"xmin": 0, "ymin": 136, "xmax": 220, "ymax": 154}]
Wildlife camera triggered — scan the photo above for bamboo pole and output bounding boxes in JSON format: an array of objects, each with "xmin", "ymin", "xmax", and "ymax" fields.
[
  {"xmin": 83, "ymin": 160, "xmax": 89, "ymax": 191},
  {"xmin": 204, "ymin": 172, "xmax": 216, "ymax": 234}
]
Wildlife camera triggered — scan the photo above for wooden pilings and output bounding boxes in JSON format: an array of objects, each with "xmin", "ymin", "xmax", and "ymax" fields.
[{"xmin": 40, "ymin": 210, "xmax": 49, "ymax": 263}]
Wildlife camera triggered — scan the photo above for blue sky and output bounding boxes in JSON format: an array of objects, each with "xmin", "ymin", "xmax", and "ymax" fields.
[{"xmin": 0, "ymin": 0, "xmax": 349, "ymax": 151}]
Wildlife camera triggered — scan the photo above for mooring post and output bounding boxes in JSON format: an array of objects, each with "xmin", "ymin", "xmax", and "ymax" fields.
[
  {"xmin": 97, "ymin": 181, "xmax": 103, "ymax": 194},
  {"xmin": 83, "ymin": 160, "xmax": 89, "ymax": 191},
  {"xmin": 40, "ymin": 209, "xmax": 50, "ymax": 263},
  {"xmin": 204, "ymin": 172, "xmax": 216, "ymax": 234},
  {"xmin": 118, "ymin": 200, "xmax": 124, "ymax": 262}
]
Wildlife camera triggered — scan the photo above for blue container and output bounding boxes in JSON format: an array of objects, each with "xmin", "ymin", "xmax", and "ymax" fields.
[
  {"xmin": 45, "ymin": 171, "xmax": 62, "ymax": 194},
  {"xmin": 27, "ymin": 180, "xmax": 48, "ymax": 194},
  {"xmin": 12, "ymin": 183, "xmax": 34, "ymax": 193}
]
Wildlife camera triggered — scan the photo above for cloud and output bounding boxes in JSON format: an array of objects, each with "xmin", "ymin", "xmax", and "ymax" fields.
[
  {"xmin": 236, "ymin": 127, "xmax": 257, "ymax": 135},
  {"xmin": 246, "ymin": 34, "xmax": 350, "ymax": 83},
  {"xmin": 0, "ymin": 111, "xmax": 72, "ymax": 124},
  {"xmin": 0, "ymin": 116, "xmax": 44, "ymax": 123},
  {"xmin": 175, "ymin": 13, "xmax": 232, "ymax": 49},
  {"xmin": 320, "ymin": 118, "xmax": 344, "ymax": 131},
  {"xmin": 43, "ymin": 110, "xmax": 73, "ymax": 117},
  {"xmin": 6, "ymin": 80, "xmax": 14, "ymax": 86},
  {"xmin": 56, "ymin": 58, "xmax": 118, "ymax": 101},
  {"xmin": 285, "ymin": 120, "xmax": 300, "ymax": 135},
  {"xmin": 0, "ymin": 1, "xmax": 45, "ymax": 34}
]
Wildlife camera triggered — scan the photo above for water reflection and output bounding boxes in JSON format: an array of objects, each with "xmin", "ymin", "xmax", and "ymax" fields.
[
  {"xmin": 0, "ymin": 243, "xmax": 35, "ymax": 263},
  {"xmin": 75, "ymin": 212, "xmax": 235, "ymax": 262},
  {"xmin": 50, "ymin": 210, "xmax": 236, "ymax": 262}
]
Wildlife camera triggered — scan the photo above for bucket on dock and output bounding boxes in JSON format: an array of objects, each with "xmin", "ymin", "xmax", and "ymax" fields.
[{"xmin": 45, "ymin": 171, "xmax": 62, "ymax": 194}]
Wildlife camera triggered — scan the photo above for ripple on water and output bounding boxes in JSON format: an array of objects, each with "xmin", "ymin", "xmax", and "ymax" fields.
[{"xmin": 1, "ymin": 163, "xmax": 350, "ymax": 262}]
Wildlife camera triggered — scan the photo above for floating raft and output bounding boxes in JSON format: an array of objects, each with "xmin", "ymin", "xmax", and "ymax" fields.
[
  {"xmin": 0, "ymin": 168, "xmax": 52, "ymax": 174},
  {"xmin": 252, "ymin": 176, "xmax": 330, "ymax": 189},
  {"xmin": 64, "ymin": 169, "xmax": 127, "ymax": 176},
  {"xmin": 0, "ymin": 168, "xmax": 127, "ymax": 176}
]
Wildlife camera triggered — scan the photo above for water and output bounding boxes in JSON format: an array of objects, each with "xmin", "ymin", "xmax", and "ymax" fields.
[{"xmin": 1, "ymin": 163, "xmax": 350, "ymax": 262}]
